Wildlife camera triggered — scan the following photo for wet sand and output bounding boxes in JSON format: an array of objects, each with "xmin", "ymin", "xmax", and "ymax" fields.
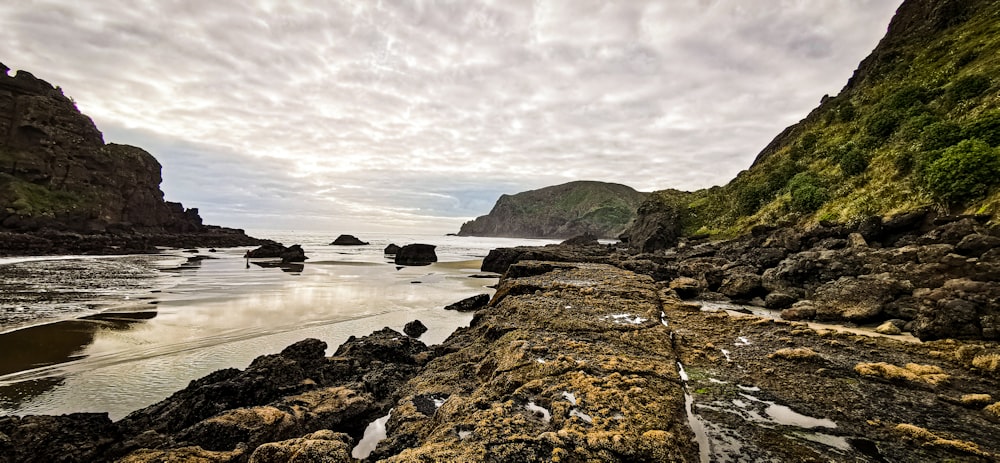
[{"xmin": 0, "ymin": 235, "xmax": 527, "ymax": 420}]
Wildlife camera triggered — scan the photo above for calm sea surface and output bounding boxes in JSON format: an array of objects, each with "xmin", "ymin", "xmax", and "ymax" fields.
[{"xmin": 0, "ymin": 232, "xmax": 558, "ymax": 419}]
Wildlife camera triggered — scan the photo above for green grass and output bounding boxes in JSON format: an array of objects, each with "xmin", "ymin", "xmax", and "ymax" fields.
[{"xmin": 638, "ymin": 3, "xmax": 1000, "ymax": 237}]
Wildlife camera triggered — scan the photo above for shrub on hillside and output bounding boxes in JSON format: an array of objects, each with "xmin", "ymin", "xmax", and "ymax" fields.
[
  {"xmin": 865, "ymin": 109, "xmax": 903, "ymax": 139},
  {"xmin": 887, "ymin": 85, "xmax": 933, "ymax": 110},
  {"xmin": 839, "ymin": 148, "xmax": 870, "ymax": 176},
  {"xmin": 947, "ymin": 74, "xmax": 992, "ymax": 101},
  {"xmin": 920, "ymin": 121, "xmax": 964, "ymax": 150},
  {"xmin": 923, "ymin": 139, "xmax": 1000, "ymax": 203},
  {"xmin": 788, "ymin": 173, "xmax": 828, "ymax": 212},
  {"xmin": 964, "ymin": 110, "xmax": 1000, "ymax": 146}
]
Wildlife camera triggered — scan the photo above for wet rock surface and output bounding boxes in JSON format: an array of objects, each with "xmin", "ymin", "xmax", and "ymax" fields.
[
  {"xmin": 669, "ymin": 300, "xmax": 1000, "ymax": 462},
  {"xmin": 486, "ymin": 209, "xmax": 1000, "ymax": 342},
  {"xmin": 0, "ymin": 329, "xmax": 431, "ymax": 463},
  {"xmin": 370, "ymin": 262, "xmax": 699, "ymax": 462}
]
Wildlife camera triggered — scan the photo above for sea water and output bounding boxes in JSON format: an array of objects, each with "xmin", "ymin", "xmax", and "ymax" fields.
[{"xmin": 0, "ymin": 232, "xmax": 558, "ymax": 419}]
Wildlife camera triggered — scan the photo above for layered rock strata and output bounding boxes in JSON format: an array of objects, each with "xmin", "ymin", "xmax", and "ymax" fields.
[{"xmin": 0, "ymin": 64, "xmax": 263, "ymax": 255}]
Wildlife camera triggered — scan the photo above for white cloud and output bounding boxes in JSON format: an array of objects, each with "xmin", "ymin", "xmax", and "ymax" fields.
[{"xmin": 0, "ymin": 0, "xmax": 902, "ymax": 233}]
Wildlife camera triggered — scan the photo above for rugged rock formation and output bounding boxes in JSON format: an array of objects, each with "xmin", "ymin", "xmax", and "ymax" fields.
[
  {"xmin": 480, "ymin": 242, "xmax": 614, "ymax": 274},
  {"xmin": 331, "ymin": 235, "xmax": 368, "ymax": 246},
  {"xmin": 0, "ymin": 329, "xmax": 432, "ymax": 463},
  {"xmin": 369, "ymin": 262, "xmax": 699, "ymax": 462},
  {"xmin": 245, "ymin": 243, "xmax": 307, "ymax": 263},
  {"xmin": 394, "ymin": 244, "xmax": 437, "ymax": 266},
  {"xmin": 442, "ymin": 293, "xmax": 489, "ymax": 312},
  {"xmin": 486, "ymin": 209, "xmax": 1000, "ymax": 342},
  {"xmin": 458, "ymin": 181, "xmax": 648, "ymax": 239},
  {"xmin": 403, "ymin": 320, "xmax": 427, "ymax": 338},
  {"xmin": 384, "ymin": 243, "xmax": 401, "ymax": 255},
  {"xmin": 0, "ymin": 63, "xmax": 263, "ymax": 254}
]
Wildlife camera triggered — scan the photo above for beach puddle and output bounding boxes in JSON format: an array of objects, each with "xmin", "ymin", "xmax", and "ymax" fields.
[
  {"xmin": 698, "ymin": 301, "xmax": 920, "ymax": 343},
  {"xmin": 352, "ymin": 410, "xmax": 392, "ymax": 459},
  {"xmin": 678, "ymin": 362, "xmax": 711, "ymax": 463}
]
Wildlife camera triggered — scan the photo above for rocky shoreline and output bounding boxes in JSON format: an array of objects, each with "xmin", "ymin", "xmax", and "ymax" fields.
[
  {"xmin": 2, "ymin": 215, "xmax": 998, "ymax": 461},
  {"xmin": 0, "ymin": 228, "xmax": 269, "ymax": 257},
  {"xmin": 485, "ymin": 209, "xmax": 1000, "ymax": 343}
]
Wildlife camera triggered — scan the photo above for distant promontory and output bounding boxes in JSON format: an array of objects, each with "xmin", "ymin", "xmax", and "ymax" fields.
[{"xmin": 457, "ymin": 181, "xmax": 648, "ymax": 239}]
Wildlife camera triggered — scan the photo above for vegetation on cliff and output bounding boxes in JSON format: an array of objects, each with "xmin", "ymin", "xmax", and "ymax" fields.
[
  {"xmin": 458, "ymin": 181, "xmax": 647, "ymax": 239},
  {"xmin": 627, "ymin": 0, "xmax": 1000, "ymax": 244},
  {"xmin": 0, "ymin": 64, "xmax": 214, "ymax": 235}
]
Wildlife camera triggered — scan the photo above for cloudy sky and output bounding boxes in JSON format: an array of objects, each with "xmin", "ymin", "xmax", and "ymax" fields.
[{"xmin": 1, "ymin": 0, "xmax": 902, "ymax": 234}]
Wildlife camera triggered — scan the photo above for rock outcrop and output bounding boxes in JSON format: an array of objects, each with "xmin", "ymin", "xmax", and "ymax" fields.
[
  {"xmin": 245, "ymin": 243, "xmax": 307, "ymax": 263},
  {"xmin": 0, "ymin": 63, "xmax": 263, "ymax": 255},
  {"xmin": 331, "ymin": 235, "xmax": 368, "ymax": 246},
  {"xmin": 394, "ymin": 244, "xmax": 437, "ymax": 266},
  {"xmin": 486, "ymin": 209, "xmax": 1000, "ymax": 342},
  {"xmin": 369, "ymin": 262, "xmax": 699, "ymax": 462},
  {"xmin": 458, "ymin": 181, "xmax": 648, "ymax": 239}
]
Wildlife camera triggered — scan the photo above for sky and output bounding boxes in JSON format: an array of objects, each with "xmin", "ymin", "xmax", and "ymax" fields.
[{"xmin": 0, "ymin": 0, "xmax": 903, "ymax": 234}]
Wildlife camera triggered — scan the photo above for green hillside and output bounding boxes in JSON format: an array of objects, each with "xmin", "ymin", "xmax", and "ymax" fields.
[
  {"xmin": 458, "ymin": 181, "xmax": 648, "ymax": 239},
  {"xmin": 634, "ymin": 0, "xmax": 1000, "ymax": 242}
]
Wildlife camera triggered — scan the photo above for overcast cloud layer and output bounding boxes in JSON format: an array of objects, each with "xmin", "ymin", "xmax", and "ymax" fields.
[{"xmin": 1, "ymin": 0, "xmax": 901, "ymax": 233}]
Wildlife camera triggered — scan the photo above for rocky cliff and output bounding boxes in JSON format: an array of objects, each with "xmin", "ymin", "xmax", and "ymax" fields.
[
  {"xmin": 625, "ymin": 0, "xmax": 1000, "ymax": 248},
  {"xmin": 458, "ymin": 181, "xmax": 647, "ymax": 239},
  {"xmin": 0, "ymin": 63, "xmax": 264, "ymax": 253}
]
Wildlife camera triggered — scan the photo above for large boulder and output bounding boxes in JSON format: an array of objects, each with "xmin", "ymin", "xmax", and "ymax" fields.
[
  {"xmin": 618, "ymin": 190, "xmax": 685, "ymax": 253},
  {"xmin": 246, "ymin": 243, "xmax": 307, "ymax": 263},
  {"xmin": 911, "ymin": 279, "xmax": 1000, "ymax": 340},
  {"xmin": 280, "ymin": 245, "xmax": 307, "ymax": 263},
  {"xmin": 403, "ymin": 320, "xmax": 428, "ymax": 338},
  {"xmin": 394, "ymin": 244, "xmax": 437, "ymax": 266},
  {"xmin": 330, "ymin": 235, "xmax": 368, "ymax": 246},
  {"xmin": 810, "ymin": 274, "xmax": 913, "ymax": 322}
]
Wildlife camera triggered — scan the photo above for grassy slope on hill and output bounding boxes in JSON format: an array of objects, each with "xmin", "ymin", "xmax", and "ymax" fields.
[{"xmin": 647, "ymin": 0, "xmax": 1000, "ymax": 238}]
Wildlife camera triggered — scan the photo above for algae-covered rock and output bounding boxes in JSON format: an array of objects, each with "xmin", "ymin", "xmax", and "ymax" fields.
[{"xmin": 371, "ymin": 262, "xmax": 699, "ymax": 462}]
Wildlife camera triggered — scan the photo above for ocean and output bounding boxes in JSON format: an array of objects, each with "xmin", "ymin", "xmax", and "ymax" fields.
[{"xmin": 0, "ymin": 232, "xmax": 559, "ymax": 420}]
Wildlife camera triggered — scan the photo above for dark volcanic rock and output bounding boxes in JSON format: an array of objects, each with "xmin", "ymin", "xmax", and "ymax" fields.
[
  {"xmin": 0, "ymin": 64, "xmax": 263, "ymax": 255},
  {"xmin": 0, "ymin": 413, "xmax": 120, "ymax": 463},
  {"xmin": 394, "ymin": 244, "xmax": 437, "ymax": 266},
  {"xmin": 618, "ymin": 191, "xmax": 684, "ymax": 253},
  {"xmin": 245, "ymin": 243, "xmax": 307, "ymax": 263},
  {"xmin": 403, "ymin": 320, "xmax": 428, "ymax": 338},
  {"xmin": 280, "ymin": 244, "xmax": 307, "ymax": 263},
  {"xmin": 560, "ymin": 233, "xmax": 600, "ymax": 246},
  {"xmin": 384, "ymin": 243, "xmax": 401, "ymax": 255},
  {"xmin": 443, "ymin": 293, "xmax": 490, "ymax": 312},
  {"xmin": 481, "ymin": 243, "xmax": 616, "ymax": 274},
  {"xmin": 330, "ymin": 234, "xmax": 368, "ymax": 246}
]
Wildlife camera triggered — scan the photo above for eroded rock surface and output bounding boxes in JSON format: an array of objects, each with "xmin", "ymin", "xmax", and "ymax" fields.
[{"xmin": 369, "ymin": 262, "xmax": 699, "ymax": 462}]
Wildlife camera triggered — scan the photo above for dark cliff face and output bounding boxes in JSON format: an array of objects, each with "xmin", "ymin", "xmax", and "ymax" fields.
[
  {"xmin": 0, "ymin": 64, "xmax": 206, "ymax": 234},
  {"xmin": 457, "ymin": 181, "xmax": 648, "ymax": 239}
]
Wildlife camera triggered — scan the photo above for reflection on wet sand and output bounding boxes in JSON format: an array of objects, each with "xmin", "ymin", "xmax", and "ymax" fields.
[
  {"xmin": 251, "ymin": 261, "xmax": 304, "ymax": 273},
  {"xmin": 0, "ymin": 311, "xmax": 156, "ymax": 407},
  {"xmin": 0, "ymin": 311, "xmax": 157, "ymax": 376}
]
